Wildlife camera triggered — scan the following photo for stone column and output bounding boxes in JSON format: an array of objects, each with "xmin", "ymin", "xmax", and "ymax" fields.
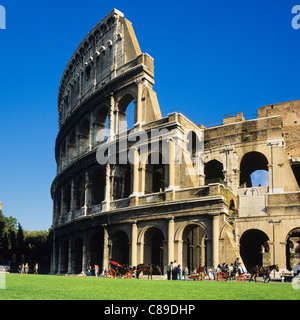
[
  {"xmin": 212, "ymin": 214, "xmax": 220, "ymax": 267},
  {"xmin": 57, "ymin": 239, "xmax": 62, "ymax": 274},
  {"xmin": 102, "ymin": 163, "xmax": 111, "ymax": 211},
  {"xmin": 89, "ymin": 112, "xmax": 95, "ymax": 150},
  {"xmin": 130, "ymin": 148, "xmax": 139, "ymax": 206},
  {"xmin": 84, "ymin": 171, "xmax": 90, "ymax": 216},
  {"xmin": 131, "ymin": 222, "xmax": 137, "ymax": 267},
  {"xmin": 67, "ymin": 234, "xmax": 72, "ymax": 274},
  {"xmin": 102, "ymin": 225, "xmax": 109, "ymax": 273},
  {"xmin": 82, "ymin": 232, "xmax": 87, "ymax": 274},
  {"xmin": 168, "ymin": 218, "xmax": 174, "ymax": 264},
  {"xmin": 108, "ymin": 94, "xmax": 115, "ymax": 141},
  {"xmin": 70, "ymin": 178, "xmax": 75, "ymax": 213}
]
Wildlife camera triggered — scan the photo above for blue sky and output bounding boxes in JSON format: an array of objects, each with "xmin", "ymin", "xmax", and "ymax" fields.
[{"xmin": 0, "ymin": 0, "xmax": 300, "ymax": 230}]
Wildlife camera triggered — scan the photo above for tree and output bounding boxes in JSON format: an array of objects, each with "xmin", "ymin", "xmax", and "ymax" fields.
[{"xmin": 17, "ymin": 223, "xmax": 25, "ymax": 262}]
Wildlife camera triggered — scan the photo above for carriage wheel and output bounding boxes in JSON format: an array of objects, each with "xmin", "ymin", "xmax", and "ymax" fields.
[
  {"xmin": 237, "ymin": 274, "xmax": 246, "ymax": 282},
  {"xmin": 124, "ymin": 272, "xmax": 132, "ymax": 279},
  {"xmin": 106, "ymin": 269, "xmax": 116, "ymax": 278},
  {"xmin": 215, "ymin": 272, "xmax": 227, "ymax": 282}
]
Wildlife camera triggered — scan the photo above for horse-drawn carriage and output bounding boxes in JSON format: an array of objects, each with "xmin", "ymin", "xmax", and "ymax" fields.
[
  {"xmin": 106, "ymin": 261, "xmax": 159, "ymax": 279},
  {"xmin": 215, "ymin": 264, "xmax": 279, "ymax": 282}
]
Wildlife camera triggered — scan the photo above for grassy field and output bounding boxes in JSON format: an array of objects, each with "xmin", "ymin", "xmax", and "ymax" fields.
[{"xmin": 0, "ymin": 273, "xmax": 299, "ymax": 300}]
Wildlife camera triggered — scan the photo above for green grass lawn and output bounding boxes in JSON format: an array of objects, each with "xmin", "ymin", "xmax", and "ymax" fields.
[{"xmin": 0, "ymin": 273, "xmax": 299, "ymax": 300}]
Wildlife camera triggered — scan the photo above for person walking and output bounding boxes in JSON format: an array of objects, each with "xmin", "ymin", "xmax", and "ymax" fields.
[
  {"xmin": 198, "ymin": 265, "xmax": 204, "ymax": 281},
  {"xmin": 25, "ymin": 263, "xmax": 29, "ymax": 274},
  {"xmin": 94, "ymin": 265, "xmax": 99, "ymax": 278},
  {"xmin": 177, "ymin": 264, "xmax": 182, "ymax": 280},
  {"xmin": 183, "ymin": 265, "xmax": 189, "ymax": 281},
  {"xmin": 33, "ymin": 263, "xmax": 38, "ymax": 275},
  {"xmin": 167, "ymin": 262, "xmax": 172, "ymax": 280},
  {"xmin": 172, "ymin": 260, "xmax": 178, "ymax": 280}
]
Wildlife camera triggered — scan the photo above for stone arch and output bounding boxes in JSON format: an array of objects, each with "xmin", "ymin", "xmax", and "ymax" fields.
[
  {"xmin": 90, "ymin": 167, "xmax": 105, "ymax": 205},
  {"xmin": 94, "ymin": 105, "xmax": 109, "ymax": 143},
  {"xmin": 73, "ymin": 237, "xmax": 83, "ymax": 274},
  {"xmin": 68, "ymin": 129, "xmax": 76, "ymax": 160},
  {"xmin": 116, "ymin": 92, "xmax": 136, "ymax": 132},
  {"xmin": 240, "ymin": 229, "xmax": 270, "ymax": 270},
  {"xmin": 111, "ymin": 230, "xmax": 130, "ymax": 266},
  {"xmin": 142, "ymin": 226, "xmax": 165, "ymax": 273},
  {"xmin": 204, "ymin": 159, "xmax": 225, "ymax": 184},
  {"xmin": 144, "ymin": 151, "xmax": 169, "ymax": 194},
  {"xmin": 79, "ymin": 118, "xmax": 90, "ymax": 153},
  {"xmin": 61, "ymin": 239, "xmax": 69, "ymax": 274},
  {"xmin": 175, "ymin": 221, "xmax": 207, "ymax": 273},
  {"xmin": 285, "ymin": 227, "xmax": 300, "ymax": 270},
  {"xmin": 239, "ymin": 151, "xmax": 269, "ymax": 188},
  {"xmin": 88, "ymin": 229, "xmax": 104, "ymax": 272}
]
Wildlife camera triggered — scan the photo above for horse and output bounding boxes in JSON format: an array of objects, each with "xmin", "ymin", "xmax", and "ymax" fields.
[
  {"xmin": 248, "ymin": 265, "xmax": 260, "ymax": 282},
  {"xmin": 260, "ymin": 264, "xmax": 279, "ymax": 283},
  {"xmin": 136, "ymin": 263, "xmax": 163, "ymax": 278}
]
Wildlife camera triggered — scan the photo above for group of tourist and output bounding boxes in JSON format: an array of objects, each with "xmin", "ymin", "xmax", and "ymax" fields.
[
  {"xmin": 18, "ymin": 263, "xmax": 39, "ymax": 274},
  {"xmin": 167, "ymin": 261, "xmax": 189, "ymax": 281},
  {"xmin": 87, "ymin": 264, "xmax": 100, "ymax": 277},
  {"xmin": 167, "ymin": 258, "xmax": 246, "ymax": 281}
]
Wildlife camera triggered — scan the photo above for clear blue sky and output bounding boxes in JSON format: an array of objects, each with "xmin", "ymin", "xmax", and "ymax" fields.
[{"xmin": 0, "ymin": 0, "xmax": 300, "ymax": 230}]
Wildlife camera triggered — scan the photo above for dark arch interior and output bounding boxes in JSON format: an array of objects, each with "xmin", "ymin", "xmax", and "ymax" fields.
[
  {"xmin": 240, "ymin": 229, "xmax": 269, "ymax": 270},
  {"xmin": 204, "ymin": 160, "xmax": 224, "ymax": 184}
]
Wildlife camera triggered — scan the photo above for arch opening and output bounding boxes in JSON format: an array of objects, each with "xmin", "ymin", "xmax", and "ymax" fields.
[
  {"xmin": 118, "ymin": 94, "xmax": 135, "ymax": 133},
  {"xmin": 182, "ymin": 224, "xmax": 206, "ymax": 274},
  {"xmin": 240, "ymin": 152, "xmax": 269, "ymax": 188},
  {"xmin": 144, "ymin": 227, "xmax": 164, "ymax": 274},
  {"xmin": 240, "ymin": 229, "xmax": 269, "ymax": 270},
  {"xmin": 204, "ymin": 160, "xmax": 224, "ymax": 184},
  {"xmin": 111, "ymin": 231, "xmax": 129, "ymax": 266}
]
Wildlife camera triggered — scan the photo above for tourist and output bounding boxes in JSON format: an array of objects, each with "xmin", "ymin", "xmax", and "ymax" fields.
[
  {"xmin": 87, "ymin": 265, "xmax": 92, "ymax": 277},
  {"xmin": 25, "ymin": 263, "xmax": 29, "ymax": 274},
  {"xmin": 183, "ymin": 265, "xmax": 189, "ymax": 281},
  {"xmin": 33, "ymin": 263, "xmax": 38, "ymax": 275},
  {"xmin": 198, "ymin": 265, "xmax": 205, "ymax": 281},
  {"xmin": 207, "ymin": 266, "xmax": 213, "ymax": 280},
  {"xmin": 167, "ymin": 262, "xmax": 172, "ymax": 280},
  {"xmin": 94, "ymin": 265, "xmax": 99, "ymax": 278},
  {"xmin": 172, "ymin": 260, "xmax": 178, "ymax": 280},
  {"xmin": 177, "ymin": 264, "xmax": 182, "ymax": 280}
]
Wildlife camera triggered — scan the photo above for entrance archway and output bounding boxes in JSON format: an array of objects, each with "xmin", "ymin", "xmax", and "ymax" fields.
[
  {"xmin": 286, "ymin": 228, "xmax": 300, "ymax": 270},
  {"xmin": 73, "ymin": 237, "xmax": 83, "ymax": 274},
  {"xmin": 182, "ymin": 224, "xmax": 207, "ymax": 273},
  {"xmin": 111, "ymin": 230, "xmax": 129, "ymax": 266},
  {"xmin": 89, "ymin": 230, "xmax": 104, "ymax": 273},
  {"xmin": 144, "ymin": 227, "xmax": 164, "ymax": 274},
  {"xmin": 240, "ymin": 229, "xmax": 269, "ymax": 270}
]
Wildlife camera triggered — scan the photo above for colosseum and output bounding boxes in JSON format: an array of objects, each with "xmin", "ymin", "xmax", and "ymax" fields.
[{"xmin": 50, "ymin": 9, "xmax": 300, "ymax": 276}]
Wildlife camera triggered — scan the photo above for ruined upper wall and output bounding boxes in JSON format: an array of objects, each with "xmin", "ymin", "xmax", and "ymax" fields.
[
  {"xmin": 57, "ymin": 9, "xmax": 147, "ymax": 127},
  {"xmin": 257, "ymin": 100, "xmax": 300, "ymax": 158}
]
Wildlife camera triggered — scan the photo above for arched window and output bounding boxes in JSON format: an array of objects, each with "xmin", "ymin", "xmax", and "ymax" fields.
[
  {"xmin": 240, "ymin": 152, "xmax": 269, "ymax": 188},
  {"xmin": 118, "ymin": 94, "xmax": 136, "ymax": 133},
  {"xmin": 145, "ymin": 152, "xmax": 166, "ymax": 194},
  {"xmin": 68, "ymin": 130, "xmax": 76, "ymax": 160},
  {"xmin": 204, "ymin": 160, "xmax": 224, "ymax": 184},
  {"xmin": 79, "ymin": 119, "xmax": 90, "ymax": 153},
  {"xmin": 94, "ymin": 107, "xmax": 109, "ymax": 143}
]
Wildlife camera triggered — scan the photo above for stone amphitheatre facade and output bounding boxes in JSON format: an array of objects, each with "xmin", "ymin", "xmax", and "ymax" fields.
[{"xmin": 50, "ymin": 9, "xmax": 300, "ymax": 275}]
